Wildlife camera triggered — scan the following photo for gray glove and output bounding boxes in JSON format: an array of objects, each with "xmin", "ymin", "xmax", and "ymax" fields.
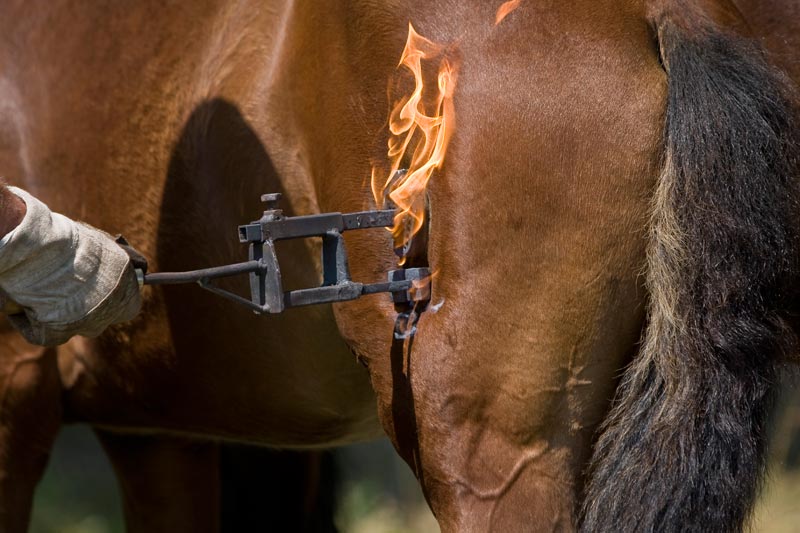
[{"xmin": 0, "ymin": 187, "xmax": 141, "ymax": 346}]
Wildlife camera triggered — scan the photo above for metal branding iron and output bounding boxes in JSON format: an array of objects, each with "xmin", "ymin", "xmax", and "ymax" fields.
[{"xmin": 135, "ymin": 193, "xmax": 430, "ymax": 313}]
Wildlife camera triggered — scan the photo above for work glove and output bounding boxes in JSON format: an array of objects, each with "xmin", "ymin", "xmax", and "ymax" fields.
[{"xmin": 0, "ymin": 187, "xmax": 141, "ymax": 346}]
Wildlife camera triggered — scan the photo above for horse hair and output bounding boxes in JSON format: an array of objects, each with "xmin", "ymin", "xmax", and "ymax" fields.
[{"xmin": 580, "ymin": 16, "xmax": 800, "ymax": 533}]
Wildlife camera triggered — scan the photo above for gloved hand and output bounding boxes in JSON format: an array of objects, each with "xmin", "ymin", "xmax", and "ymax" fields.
[{"xmin": 0, "ymin": 187, "xmax": 141, "ymax": 346}]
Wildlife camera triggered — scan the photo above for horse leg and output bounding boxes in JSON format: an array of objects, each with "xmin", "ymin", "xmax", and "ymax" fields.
[
  {"xmin": 97, "ymin": 433, "xmax": 339, "ymax": 533},
  {"xmin": 369, "ymin": 285, "xmax": 646, "ymax": 531},
  {"xmin": 332, "ymin": 4, "xmax": 667, "ymax": 529},
  {"xmin": 95, "ymin": 430, "xmax": 221, "ymax": 533},
  {"xmin": 220, "ymin": 445, "xmax": 338, "ymax": 532},
  {"xmin": 0, "ymin": 324, "xmax": 61, "ymax": 532}
]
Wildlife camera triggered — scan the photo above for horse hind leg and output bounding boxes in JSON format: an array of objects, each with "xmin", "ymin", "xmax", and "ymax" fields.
[
  {"xmin": 95, "ymin": 430, "xmax": 221, "ymax": 533},
  {"xmin": 0, "ymin": 320, "xmax": 62, "ymax": 532},
  {"xmin": 96, "ymin": 432, "xmax": 339, "ymax": 532}
]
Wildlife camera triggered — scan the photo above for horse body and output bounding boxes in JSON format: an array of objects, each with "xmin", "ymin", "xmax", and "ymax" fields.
[
  {"xmin": 0, "ymin": 1, "xmax": 798, "ymax": 531},
  {"xmin": 733, "ymin": 0, "xmax": 800, "ymax": 81},
  {"xmin": 0, "ymin": 2, "xmax": 384, "ymax": 528},
  {"xmin": 3, "ymin": 0, "xmax": 385, "ymax": 446}
]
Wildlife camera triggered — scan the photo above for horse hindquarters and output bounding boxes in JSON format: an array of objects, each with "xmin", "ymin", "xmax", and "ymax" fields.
[
  {"xmin": 345, "ymin": 4, "xmax": 667, "ymax": 530},
  {"xmin": 582, "ymin": 8, "xmax": 800, "ymax": 533}
]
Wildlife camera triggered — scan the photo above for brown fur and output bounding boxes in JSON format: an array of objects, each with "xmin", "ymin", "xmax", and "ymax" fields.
[{"xmin": 0, "ymin": 1, "xmax": 797, "ymax": 531}]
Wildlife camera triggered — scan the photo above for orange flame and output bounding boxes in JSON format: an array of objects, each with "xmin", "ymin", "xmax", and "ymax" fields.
[
  {"xmin": 409, "ymin": 268, "xmax": 439, "ymax": 302},
  {"xmin": 495, "ymin": 0, "xmax": 522, "ymax": 25},
  {"xmin": 371, "ymin": 23, "xmax": 458, "ymax": 260}
]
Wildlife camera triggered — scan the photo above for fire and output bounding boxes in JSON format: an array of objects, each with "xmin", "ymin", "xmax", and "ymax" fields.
[
  {"xmin": 409, "ymin": 268, "xmax": 439, "ymax": 302},
  {"xmin": 371, "ymin": 23, "xmax": 458, "ymax": 260},
  {"xmin": 495, "ymin": 0, "xmax": 522, "ymax": 25}
]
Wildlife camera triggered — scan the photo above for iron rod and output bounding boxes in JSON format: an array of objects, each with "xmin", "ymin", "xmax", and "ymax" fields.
[{"xmin": 142, "ymin": 260, "xmax": 264, "ymax": 285}]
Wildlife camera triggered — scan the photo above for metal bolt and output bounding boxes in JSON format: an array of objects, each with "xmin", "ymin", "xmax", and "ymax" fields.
[
  {"xmin": 261, "ymin": 193, "xmax": 282, "ymax": 208},
  {"xmin": 260, "ymin": 193, "xmax": 283, "ymax": 221}
]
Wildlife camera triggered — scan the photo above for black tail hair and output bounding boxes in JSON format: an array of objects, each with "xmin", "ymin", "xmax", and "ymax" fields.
[{"xmin": 581, "ymin": 14, "xmax": 800, "ymax": 533}]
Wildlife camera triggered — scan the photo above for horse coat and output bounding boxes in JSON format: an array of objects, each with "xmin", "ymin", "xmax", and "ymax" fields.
[{"xmin": 0, "ymin": 0, "xmax": 798, "ymax": 531}]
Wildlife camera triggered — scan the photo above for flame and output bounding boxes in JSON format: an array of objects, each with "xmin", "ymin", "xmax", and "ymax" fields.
[
  {"xmin": 495, "ymin": 0, "xmax": 522, "ymax": 25},
  {"xmin": 409, "ymin": 268, "xmax": 439, "ymax": 302},
  {"xmin": 371, "ymin": 23, "xmax": 458, "ymax": 260}
]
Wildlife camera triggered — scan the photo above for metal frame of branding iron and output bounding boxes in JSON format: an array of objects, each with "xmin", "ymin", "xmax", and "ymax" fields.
[{"xmin": 140, "ymin": 193, "xmax": 430, "ymax": 313}]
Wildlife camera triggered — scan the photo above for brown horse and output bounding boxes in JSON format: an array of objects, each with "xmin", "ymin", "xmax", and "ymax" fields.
[{"xmin": 1, "ymin": 0, "xmax": 799, "ymax": 531}]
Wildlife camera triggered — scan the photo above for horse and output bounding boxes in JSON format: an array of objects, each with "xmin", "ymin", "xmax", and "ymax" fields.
[{"xmin": 1, "ymin": 0, "xmax": 799, "ymax": 531}]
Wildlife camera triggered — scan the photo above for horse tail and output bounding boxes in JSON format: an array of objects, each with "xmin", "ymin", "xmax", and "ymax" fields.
[{"xmin": 581, "ymin": 8, "xmax": 800, "ymax": 533}]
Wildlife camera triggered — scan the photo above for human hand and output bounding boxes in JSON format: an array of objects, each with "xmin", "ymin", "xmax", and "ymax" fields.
[{"xmin": 0, "ymin": 187, "xmax": 141, "ymax": 346}]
